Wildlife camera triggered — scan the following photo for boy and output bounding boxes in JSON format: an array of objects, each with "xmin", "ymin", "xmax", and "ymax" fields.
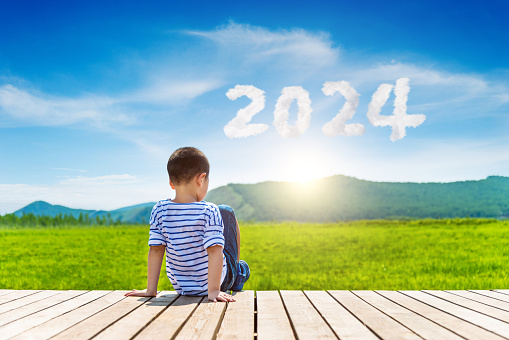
[{"xmin": 125, "ymin": 147, "xmax": 250, "ymax": 302}]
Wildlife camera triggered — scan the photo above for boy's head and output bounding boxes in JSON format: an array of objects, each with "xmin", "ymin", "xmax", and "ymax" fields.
[{"xmin": 167, "ymin": 147, "xmax": 210, "ymax": 186}]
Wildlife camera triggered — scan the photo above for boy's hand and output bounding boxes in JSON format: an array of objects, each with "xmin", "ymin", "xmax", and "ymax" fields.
[
  {"xmin": 124, "ymin": 289, "xmax": 157, "ymax": 297},
  {"xmin": 208, "ymin": 289, "xmax": 236, "ymax": 302}
]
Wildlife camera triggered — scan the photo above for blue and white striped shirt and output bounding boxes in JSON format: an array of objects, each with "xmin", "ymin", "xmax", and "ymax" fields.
[{"xmin": 148, "ymin": 199, "xmax": 227, "ymax": 295}]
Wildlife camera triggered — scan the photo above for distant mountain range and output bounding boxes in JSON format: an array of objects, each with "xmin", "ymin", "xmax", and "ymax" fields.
[
  {"xmin": 14, "ymin": 201, "xmax": 155, "ymax": 224},
  {"xmin": 12, "ymin": 175, "xmax": 509, "ymax": 223}
]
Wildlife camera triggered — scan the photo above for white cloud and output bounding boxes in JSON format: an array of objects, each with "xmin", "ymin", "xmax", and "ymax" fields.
[
  {"xmin": 187, "ymin": 22, "xmax": 339, "ymax": 67},
  {"xmin": 123, "ymin": 79, "xmax": 223, "ymax": 104},
  {"xmin": 0, "ymin": 84, "xmax": 133, "ymax": 127},
  {"xmin": 0, "ymin": 76, "xmax": 223, "ymax": 128}
]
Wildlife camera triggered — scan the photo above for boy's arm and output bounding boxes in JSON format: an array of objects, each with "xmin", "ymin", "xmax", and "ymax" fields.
[
  {"xmin": 207, "ymin": 245, "xmax": 235, "ymax": 302},
  {"xmin": 125, "ymin": 245, "xmax": 165, "ymax": 297}
]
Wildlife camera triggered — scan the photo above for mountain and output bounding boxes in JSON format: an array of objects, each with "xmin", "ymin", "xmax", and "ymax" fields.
[
  {"xmin": 14, "ymin": 201, "xmax": 155, "ymax": 224},
  {"xmin": 205, "ymin": 175, "xmax": 509, "ymax": 222},
  {"xmin": 13, "ymin": 175, "xmax": 509, "ymax": 223}
]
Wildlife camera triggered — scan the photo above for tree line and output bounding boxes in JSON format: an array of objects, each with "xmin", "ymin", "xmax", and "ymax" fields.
[{"xmin": 0, "ymin": 212, "xmax": 126, "ymax": 227}]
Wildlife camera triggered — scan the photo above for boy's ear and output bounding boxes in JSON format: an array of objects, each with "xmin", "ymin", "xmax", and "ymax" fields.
[
  {"xmin": 197, "ymin": 172, "xmax": 207, "ymax": 185},
  {"xmin": 169, "ymin": 179, "xmax": 175, "ymax": 190}
]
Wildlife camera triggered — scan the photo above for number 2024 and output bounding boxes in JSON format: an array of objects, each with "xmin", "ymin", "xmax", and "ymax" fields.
[{"xmin": 224, "ymin": 78, "xmax": 426, "ymax": 142}]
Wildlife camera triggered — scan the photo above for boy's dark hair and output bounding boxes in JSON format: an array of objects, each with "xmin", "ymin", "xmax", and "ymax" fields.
[{"xmin": 167, "ymin": 147, "xmax": 210, "ymax": 185}]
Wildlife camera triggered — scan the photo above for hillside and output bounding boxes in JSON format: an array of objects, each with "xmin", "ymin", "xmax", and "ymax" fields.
[
  {"xmin": 205, "ymin": 175, "xmax": 509, "ymax": 222},
  {"xmin": 10, "ymin": 175, "xmax": 509, "ymax": 223}
]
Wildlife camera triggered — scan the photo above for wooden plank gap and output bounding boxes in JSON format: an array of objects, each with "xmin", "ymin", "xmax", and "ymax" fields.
[
  {"xmin": 353, "ymin": 290, "xmax": 463, "ymax": 339},
  {"xmin": 382, "ymin": 290, "xmax": 504, "ymax": 340},
  {"xmin": 308, "ymin": 290, "xmax": 378, "ymax": 340},
  {"xmin": 469, "ymin": 290, "xmax": 509, "ymax": 305},
  {"xmin": 325, "ymin": 290, "xmax": 380, "ymax": 337},
  {"xmin": 401, "ymin": 290, "xmax": 509, "ymax": 338},
  {"xmin": 423, "ymin": 290, "xmax": 509, "ymax": 324},
  {"xmin": 86, "ymin": 296, "xmax": 153, "ymax": 339},
  {"xmin": 328, "ymin": 290, "xmax": 421, "ymax": 339},
  {"xmin": 212, "ymin": 301, "xmax": 229, "ymax": 340},
  {"xmin": 129, "ymin": 292, "xmax": 182, "ymax": 340},
  {"xmin": 278, "ymin": 291, "xmax": 300, "ymax": 340},
  {"xmin": 302, "ymin": 291, "xmax": 342, "ymax": 339},
  {"xmin": 164, "ymin": 296, "xmax": 204, "ymax": 340},
  {"xmin": 254, "ymin": 293, "xmax": 257, "ymax": 340},
  {"xmin": 448, "ymin": 290, "xmax": 509, "ymax": 313},
  {"xmin": 255, "ymin": 291, "xmax": 294, "ymax": 340}
]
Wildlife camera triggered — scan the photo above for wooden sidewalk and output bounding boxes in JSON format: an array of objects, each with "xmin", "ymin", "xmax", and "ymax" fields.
[{"xmin": 1, "ymin": 290, "xmax": 509, "ymax": 339}]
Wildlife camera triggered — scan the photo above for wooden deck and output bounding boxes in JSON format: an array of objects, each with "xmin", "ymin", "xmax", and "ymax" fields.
[{"xmin": 1, "ymin": 290, "xmax": 509, "ymax": 339}]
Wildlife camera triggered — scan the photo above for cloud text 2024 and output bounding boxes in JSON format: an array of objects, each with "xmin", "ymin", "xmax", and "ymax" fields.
[{"xmin": 225, "ymin": 78, "xmax": 426, "ymax": 141}]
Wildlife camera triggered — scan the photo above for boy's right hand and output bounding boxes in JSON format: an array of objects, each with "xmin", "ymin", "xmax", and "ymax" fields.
[{"xmin": 124, "ymin": 289, "xmax": 157, "ymax": 297}]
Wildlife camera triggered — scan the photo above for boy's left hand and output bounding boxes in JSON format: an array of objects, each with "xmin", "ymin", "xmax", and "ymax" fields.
[
  {"xmin": 208, "ymin": 290, "xmax": 236, "ymax": 302},
  {"xmin": 124, "ymin": 289, "xmax": 157, "ymax": 297}
]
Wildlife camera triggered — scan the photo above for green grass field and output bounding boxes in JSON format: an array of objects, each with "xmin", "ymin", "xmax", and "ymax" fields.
[{"xmin": 1, "ymin": 219, "xmax": 508, "ymax": 291}]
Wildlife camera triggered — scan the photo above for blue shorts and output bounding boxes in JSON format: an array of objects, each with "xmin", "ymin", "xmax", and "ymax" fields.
[{"xmin": 218, "ymin": 205, "xmax": 250, "ymax": 291}]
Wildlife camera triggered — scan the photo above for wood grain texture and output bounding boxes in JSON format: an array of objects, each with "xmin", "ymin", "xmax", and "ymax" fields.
[
  {"xmin": 0, "ymin": 291, "xmax": 62, "ymax": 315},
  {"xmin": 94, "ymin": 291, "xmax": 179, "ymax": 340},
  {"xmin": 0, "ymin": 291, "xmax": 40, "ymax": 305},
  {"xmin": 377, "ymin": 290, "xmax": 504, "ymax": 340},
  {"xmin": 0, "ymin": 290, "xmax": 87, "ymax": 328},
  {"xmin": 305, "ymin": 290, "xmax": 377, "ymax": 340},
  {"xmin": 280, "ymin": 290, "xmax": 336, "ymax": 339},
  {"xmin": 4, "ymin": 289, "xmax": 509, "ymax": 340},
  {"xmin": 401, "ymin": 290, "xmax": 509, "ymax": 338},
  {"xmin": 353, "ymin": 290, "xmax": 462, "ymax": 339},
  {"xmin": 328, "ymin": 290, "xmax": 420, "ymax": 340},
  {"xmin": 134, "ymin": 295, "xmax": 203, "ymax": 340},
  {"xmin": 256, "ymin": 291, "xmax": 294, "ymax": 340},
  {"xmin": 52, "ymin": 294, "xmax": 151, "ymax": 340},
  {"xmin": 470, "ymin": 290, "xmax": 509, "ymax": 304},
  {"xmin": 0, "ymin": 290, "xmax": 106, "ymax": 340},
  {"xmin": 424, "ymin": 290, "xmax": 509, "ymax": 322},
  {"xmin": 174, "ymin": 299, "xmax": 227, "ymax": 340},
  {"xmin": 11, "ymin": 291, "xmax": 125, "ymax": 340},
  {"xmin": 216, "ymin": 290, "xmax": 255, "ymax": 340},
  {"xmin": 447, "ymin": 290, "xmax": 509, "ymax": 312}
]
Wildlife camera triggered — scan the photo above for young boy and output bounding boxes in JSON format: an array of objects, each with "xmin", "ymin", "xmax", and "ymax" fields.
[{"xmin": 125, "ymin": 147, "xmax": 250, "ymax": 302}]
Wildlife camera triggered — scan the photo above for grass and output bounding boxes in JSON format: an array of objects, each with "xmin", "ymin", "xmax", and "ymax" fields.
[{"xmin": 1, "ymin": 218, "xmax": 509, "ymax": 291}]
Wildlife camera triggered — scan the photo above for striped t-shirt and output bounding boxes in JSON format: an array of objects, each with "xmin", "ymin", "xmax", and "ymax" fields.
[{"xmin": 148, "ymin": 199, "xmax": 227, "ymax": 295}]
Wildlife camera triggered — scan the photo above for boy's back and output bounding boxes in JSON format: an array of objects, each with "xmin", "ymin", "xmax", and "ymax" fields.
[
  {"xmin": 149, "ymin": 199, "xmax": 227, "ymax": 295},
  {"xmin": 125, "ymin": 147, "xmax": 248, "ymax": 303}
]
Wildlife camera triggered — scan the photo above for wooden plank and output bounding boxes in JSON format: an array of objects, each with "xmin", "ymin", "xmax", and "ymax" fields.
[
  {"xmin": 447, "ymin": 290, "xmax": 509, "ymax": 312},
  {"xmin": 0, "ymin": 290, "xmax": 106, "ymax": 340},
  {"xmin": 11, "ymin": 291, "xmax": 126, "ymax": 340},
  {"xmin": 401, "ymin": 290, "xmax": 509, "ymax": 338},
  {"xmin": 256, "ymin": 291, "xmax": 294, "ymax": 340},
  {"xmin": 328, "ymin": 290, "xmax": 420, "ymax": 340},
  {"xmin": 0, "ymin": 291, "xmax": 62, "ymax": 315},
  {"xmin": 425, "ymin": 290, "xmax": 509, "ymax": 322},
  {"xmin": 495, "ymin": 290, "xmax": 509, "ymax": 295},
  {"xmin": 0, "ymin": 290, "xmax": 87, "ymax": 328},
  {"xmin": 470, "ymin": 290, "xmax": 509, "ymax": 304},
  {"xmin": 353, "ymin": 290, "xmax": 463, "ymax": 339},
  {"xmin": 305, "ymin": 290, "xmax": 377, "ymax": 340},
  {"xmin": 216, "ymin": 290, "xmax": 255, "ymax": 340},
  {"xmin": 134, "ymin": 295, "xmax": 203, "ymax": 340},
  {"xmin": 0, "ymin": 290, "xmax": 18, "ymax": 297},
  {"xmin": 175, "ymin": 298, "xmax": 228, "ymax": 340},
  {"xmin": 94, "ymin": 291, "xmax": 179, "ymax": 340},
  {"xmin": 279, "ymin": 290, "xmax": 336, "ymax": 339},
  {"xmin": 378, "ymin": 290, "xmax": 504, "ymax": 340},
  {"xmin": 52, "ymin": 295, "xmax": 151, "ymax": 340},
  {"xmin": 0, "ymin": 291, "xmax": 40, "ymax": 305}
]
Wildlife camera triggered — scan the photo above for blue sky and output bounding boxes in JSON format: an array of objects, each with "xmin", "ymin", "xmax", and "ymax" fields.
[{"xmin": 1, "ymin": 0, "xmax": 509, "ymax": 213}]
